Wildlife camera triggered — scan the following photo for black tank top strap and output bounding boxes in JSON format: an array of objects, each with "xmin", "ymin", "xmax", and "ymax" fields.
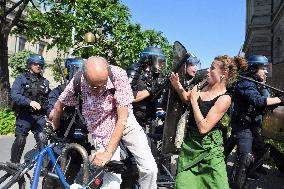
[{"xmin": 211, "ymin": 91, "xmax": 230, "ymax": 104}]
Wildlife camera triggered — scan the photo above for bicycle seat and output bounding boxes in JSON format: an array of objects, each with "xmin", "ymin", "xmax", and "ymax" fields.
[{"xmin": 105, "ymin": 160, "xmax": 127, "ymax": 174}]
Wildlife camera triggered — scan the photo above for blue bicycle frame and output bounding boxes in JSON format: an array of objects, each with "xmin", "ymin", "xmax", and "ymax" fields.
[{"xmin": 31, "ymin": 143, "xmax": 72, "ymax": 189}]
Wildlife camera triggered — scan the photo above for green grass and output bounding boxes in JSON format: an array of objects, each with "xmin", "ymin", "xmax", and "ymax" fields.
[{"xmin": 0, "ymin": 108, "xmax": 16, "ymax": 135}]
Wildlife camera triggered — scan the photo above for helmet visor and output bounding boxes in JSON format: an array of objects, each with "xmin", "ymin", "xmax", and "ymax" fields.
[
  {"xmin": 68, "ymin": 64, "xmax": 83, "ymax": 80},
  {"xmin": 186, "ymin": 54, "xmax": 201, "ymax": 67},
  {"xmin": 151, "ymin": 56, "xmax": 167, "ymax": 73}
]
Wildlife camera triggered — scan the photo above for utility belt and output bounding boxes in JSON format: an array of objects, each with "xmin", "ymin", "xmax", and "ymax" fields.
[
  {"xmin": 15, "ymin": 105, "xmax": 46, "ymax": 114},
  {"xmin": 232, "ymin": 112, "xmax": 253, "ymax": 128}
]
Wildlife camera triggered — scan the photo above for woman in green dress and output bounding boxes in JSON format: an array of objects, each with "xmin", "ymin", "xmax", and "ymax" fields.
[{"xmin": 170, "ymin": 55, "xmax": 242, "ymax": 189}]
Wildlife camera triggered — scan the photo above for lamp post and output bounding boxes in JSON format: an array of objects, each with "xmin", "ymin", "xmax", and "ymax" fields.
[{"xmin": 83, "ymin": 32, "xmax": 96, "ymax": 43}]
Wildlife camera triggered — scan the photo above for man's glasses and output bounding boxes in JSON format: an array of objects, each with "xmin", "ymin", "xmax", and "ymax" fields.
[{"xmin": 84, "ymin": 76, "xmax": 107, "ymax": 91}]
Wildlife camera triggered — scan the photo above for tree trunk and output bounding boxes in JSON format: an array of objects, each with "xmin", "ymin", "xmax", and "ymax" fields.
[{"xmin": 0, "ymin": 32, "xmax": 11, "ymax": 108}]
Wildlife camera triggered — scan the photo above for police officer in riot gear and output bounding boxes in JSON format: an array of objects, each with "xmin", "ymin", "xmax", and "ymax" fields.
[
  {"xmin": 125, "ymin": 47, "xmax": 167, "ymax": 187},
  {"xmin": 127, "ymin": 46, "xmax": 167, "ymax": 128},
  {"xmin": 183, "ymin": 54, "xmax": 200, "ymax": 90},
  {"xmin": 230, "ymin": 55, "xmax": 284, "ymax": 189},
  {"xmin": 47, "ymin": 58, "xmax": 87, "ymax": 142},
  {"xmin": 43, "ymin": 58, "xmax": 86, "ymax": 189},
  {"xmin": 10, "ymin": 54, "xmax": 50, "ymax": 163},
  {"xmin": 47, "ymin": 57, "xmax": 84, "ymax": 122}
]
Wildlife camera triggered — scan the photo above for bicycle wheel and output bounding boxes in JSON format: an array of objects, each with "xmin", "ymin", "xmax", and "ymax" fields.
[{"xmin": 0, "ymin": 162, "xmax": 26, "ymax": 189}]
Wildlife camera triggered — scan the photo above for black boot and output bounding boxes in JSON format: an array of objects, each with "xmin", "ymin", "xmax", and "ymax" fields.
[
  {"xmin": 256, "ymin": 166, "xmax": 267, "ymax": 175},
  {"xmin": 10, "ymin": 135, "xmax": 27, "ymax": 163},
  {"xmin": 232, "ymin": 153, "xmax": 254, "ymax": 189}
]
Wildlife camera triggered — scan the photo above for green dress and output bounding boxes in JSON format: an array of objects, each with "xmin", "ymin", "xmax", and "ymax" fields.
[{"xmin": 175, "ymin": 95, "xmax": 229, "ymax": 189}]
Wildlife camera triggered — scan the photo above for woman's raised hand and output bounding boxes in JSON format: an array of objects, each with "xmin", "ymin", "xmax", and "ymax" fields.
[{"xmin": 170, "ymin": 72, "xmax": 183, "ymax": 91}]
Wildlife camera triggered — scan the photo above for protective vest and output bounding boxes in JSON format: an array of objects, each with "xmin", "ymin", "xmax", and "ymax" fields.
[
  {"xmin": 231, "ymin": 78, "xmax": 266, "ymax": 128},
  {"xmin": 23, "ymin": 72, "xmax": 49, "ymax": 111}
]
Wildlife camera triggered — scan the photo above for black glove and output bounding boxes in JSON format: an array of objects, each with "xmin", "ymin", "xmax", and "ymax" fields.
[
  {"xmin": 278, "ymin": 95, "xmax": 284, "ymax": 105},
  {"xmin": 43, "ymin": 121, "xmax": 55, "ymax": 139}
]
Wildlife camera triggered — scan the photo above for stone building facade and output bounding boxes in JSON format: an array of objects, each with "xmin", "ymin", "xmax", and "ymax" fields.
[
  {"xmin": 6, "ymin": 0, "xmax": 64, "ymax": 88},
  {"xmin": 8, "ymin": 33, "xmax": 64, "ymax": 88},
  {"xmin": 243, "ymin": 0, "xmax": 284, "ymax": 90}
]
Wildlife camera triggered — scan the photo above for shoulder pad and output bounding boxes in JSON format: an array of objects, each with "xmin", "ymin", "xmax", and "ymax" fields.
[
  {"xmin": 237, "ymin": 79, "xmax": 256, "ymax": 89},
  {"xmin": 127, "ymin": 63, "xmax": 142, "ymax": 72},
  {"xmin": 127, "ymin": 63, "xmax": 142, "ymax": 77}
]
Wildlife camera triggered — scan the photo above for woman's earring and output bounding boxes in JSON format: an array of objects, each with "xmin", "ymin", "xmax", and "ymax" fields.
[{"xmin": 221, "ymin": 75, "xmax": 224, "ymax": 80}]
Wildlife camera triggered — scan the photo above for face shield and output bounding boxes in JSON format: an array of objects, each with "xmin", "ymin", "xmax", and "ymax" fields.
[
  {"xmin": 186, "ymin": 54, "xmax": 201, "ymax": 70},
  {"xmin": 64, "ymin": 58, "xmax": 84, "ymax": 81},
  {"xmin": 151, "ymin": 55, "xmax": 167, "ymax": 74},
  {"xmin": 68, "ymin": 64, "xmax": 83, "ymax": 80}
]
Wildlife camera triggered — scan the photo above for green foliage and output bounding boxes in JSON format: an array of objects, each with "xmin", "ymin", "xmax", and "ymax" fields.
[
  {"xmin": 15, "ymin": 0, "xmax": 172, "ymax": 69},
  {"xmin": 221, "ymin": 113, "xmax": 230, "ymax": 127},
  {"xmin": 0, "ymin": 108, "xmax": 16, "ymax": 135},
  {"xmin": 51, "ymin": 57, "xmax": 65, "ymax": 83},
  {"xmin": 9, "ymin": 50, "xmax": 32, "ymax": 77},
  {"xmin": 265, "ymin": 138, "xmax": 284, "ymax": 153}
]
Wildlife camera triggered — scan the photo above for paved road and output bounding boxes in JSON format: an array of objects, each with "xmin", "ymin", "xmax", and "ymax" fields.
[
  {"xmin": 0, "ymin": 134, "xmax": 42, "ymax": 189},
  {"xmin": 0, "ymin": 134, "xmax": 284, "ymax": 189},
  {"xmin": 227, "ymin": 152, "xmax": 284, "ymax": 189}
]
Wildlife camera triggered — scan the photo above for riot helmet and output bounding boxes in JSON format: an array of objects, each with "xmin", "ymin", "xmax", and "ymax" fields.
[
  {"xmin": 27, "ymin": 54, "xmax": 45, "ymax": 68},
  {"xmin": 64, "ymin": 58, "xmax": 84, "ymax": 81},
  {"xmin": 186, "ymin": 53, "xmax": 201, "ymax": 67},
  {"xmin": 247, "ymin": 55, "xmax": 269, "ymax": 81},
  {"xmin": 185, "ymin": 53, "xmax": 201, "ymax": 79},
  {"xmin": 140, "ymin": 46, "xmax": 167, "ymax": 74}
]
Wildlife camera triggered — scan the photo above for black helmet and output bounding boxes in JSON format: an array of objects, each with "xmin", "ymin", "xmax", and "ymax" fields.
[
  {"xmin": 64, "ymin": 58, "xmax": 84, "ymax": 80},
  {"xmin": 247, "ymin": 55, "xmax": 269, "ymax": 75},
  {"xmin": 185, "ymin": 53, "xmax": 201, "ymax": 67},
  {"xmin": 27, "ymin": 54, "xmax": 45, "ymax": 68},
  {"xmin": 140, "ymin": 46, "xmax": 167, "ymax": 74}
]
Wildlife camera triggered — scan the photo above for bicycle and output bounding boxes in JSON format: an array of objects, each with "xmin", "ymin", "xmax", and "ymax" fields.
[{"xmin": 0, "ymin": 125, "xmax": 126, "ymax": 189}]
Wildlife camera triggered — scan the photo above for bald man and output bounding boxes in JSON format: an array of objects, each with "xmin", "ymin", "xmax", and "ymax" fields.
[{"xmin": 53, "ymin": 56, "xmax": 157, "ymax": 189}]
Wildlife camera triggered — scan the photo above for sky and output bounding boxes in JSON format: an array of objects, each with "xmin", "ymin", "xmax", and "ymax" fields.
[{"xmin": 121, "ymin": 0, "xmax": 246, "ymax": 69}]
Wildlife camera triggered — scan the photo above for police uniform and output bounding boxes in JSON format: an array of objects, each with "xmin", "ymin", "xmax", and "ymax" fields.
[
  {"xmin": 232, "ymin": 78, "xmax": 266, "ymax": 149},
  {"xmin": 229, "ymin": 55, "xmax": 284, "ymax": 189},
  {"xmin": 43, "ymin": 58, "xmax": 89, "ymax": 189},
  {"xmin": 11, "ymin": 71, "xmax": 49, "ymax": 163},
  {"xmin": 127, "ymin": 47, "xmax": 168, "ymax": 128},
  {"xmin": 47, "ymin": 84, "xmax": 65, "ymax": 117}
]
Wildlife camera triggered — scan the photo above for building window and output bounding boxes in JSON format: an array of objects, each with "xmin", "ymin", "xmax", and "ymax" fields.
[
  {"xmin": 18, "ymin": 37, "xmax": 26, "ymax": 51},
  {"xmin": 38, "ymin": 43, "xmax": 45, "ymax": 55}
]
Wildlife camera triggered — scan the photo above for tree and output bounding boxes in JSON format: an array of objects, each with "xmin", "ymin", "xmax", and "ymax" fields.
[
  {"xmin": 17, "ymin": 0, "xmax": 172, "ymax": 69},
  {"xmin": 0, "ymin": 0, "xmax": 33, "ymax": 108},
  {"xmin": 9, "ymin": 49, "xmax": 31, "ymax": 77}
]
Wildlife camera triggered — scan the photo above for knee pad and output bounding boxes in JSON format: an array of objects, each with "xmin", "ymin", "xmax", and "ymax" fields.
[
  {"xmin": 34, "ymin": 132, "xmax": 48, "ymax": 150},
  {"xmin": 34, "ymin": 132, "xmax": 47, "ymax": 143},
  {"xmin": 15, "ymin": 135, "xmax": 27, "ymax": 147},
  {"xmin": 11, "ymin": 135, "xmax": 27, "ymax": 163},
  {"xmin": 233, "ymin": 153, "xmax": 254, "ymax": 189},
  {"xmin": 238, "ymin": 153, "xmax": 254, "ymax": 168}
]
